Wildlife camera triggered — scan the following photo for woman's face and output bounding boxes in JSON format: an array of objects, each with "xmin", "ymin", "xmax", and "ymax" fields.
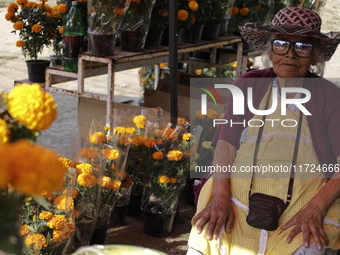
[{"xmin": 269, "ymin": 34, "xmax": 317, "ymax": 78}]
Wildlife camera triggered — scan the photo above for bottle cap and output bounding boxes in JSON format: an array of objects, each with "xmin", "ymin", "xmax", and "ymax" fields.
[{"xmin": 71, "ymin": 1, "xmax": 78, "ymax": 5}]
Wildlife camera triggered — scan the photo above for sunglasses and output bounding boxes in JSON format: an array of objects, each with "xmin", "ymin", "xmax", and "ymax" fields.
[{"xmin": 270, "ymin": 39, "xmax": 315, "ymax": 58}]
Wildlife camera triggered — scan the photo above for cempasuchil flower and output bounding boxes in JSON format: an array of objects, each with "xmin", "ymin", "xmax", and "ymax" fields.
[
  {"xmin": 0, "ymin": 119, "xmax": 10, "ymax": 144},
  {"xmin": 47, "ymin": 214, "xmax": 67, "ymax": 230},
  {"xmin": 7, "ymin": 84, "xmax": 57, "ymax": 130},
  {"xmin": 90, "ymin": 132, "xmax": 107, "ymax": 144},
  {"xmin": 76, "ymin": 163, "xmax": 93, "ymax": 174},
  {"xmin": 39, "ymin": 211, "xmax": 52, "ymax": 220},
  {"xmin": 81, "ymin": 148, "xmax": 99, "ymax": 159},
  {"xmin": 101, "ymin": 148, "xmax": 120, "ymax": 160},
  {"xmin": 24, "ymin": 233, "xmax": 47, "ymax": 249},
  {"xmin": 178, "ymin": 9, "xmax": 188, "ymax": 21},
  {"xmin": 133, "ymin": 115, "xmax": 146, "ymax": 128},
  {"xmin": 152, "ymin": 151, "xmax": 164, "ymax": 160},
  {"xmin": 166, "ymin": 150, "xmax": 184, "ymax": 161},
  {"xmin": 77, "ymin": 173, "xmax": 97, "ymax": 187}
]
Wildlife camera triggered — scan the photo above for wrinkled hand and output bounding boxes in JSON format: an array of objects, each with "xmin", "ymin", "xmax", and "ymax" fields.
[
  {"xmin": 282, "ymin": 204, "xmax": 329, "ymax": 250},
  {"xmin": 192, "ymin": 197, "xmax": 234, "ymax": 240}
]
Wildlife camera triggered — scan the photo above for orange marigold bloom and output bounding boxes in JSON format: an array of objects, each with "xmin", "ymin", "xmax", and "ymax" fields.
[
  {"xmin": 159, "ymin": 175, "xmax": 170, "ymax": 184},
  {"xmin": 39, "ymin": 211, "xmax": 52, "ymax": 220},
  {"xmin": 114, "ymin": 7, "xmax": 124, "ymax": 15},
  {"xmin": 100, "ymin": 176, "xmax": 112, "ymax": 188},
  {"xmin": 16, "ymin": 0, "xmax": 27, "ymax": 5},
  {"xmin": 7, "ymin": 3, "xmax": 19, "ymax": 13},
  {"xmin": 25, "ymin": 233, "xmax": 47, "ymax": 249},
  {"xmin": 239, "ymin": 7, "xmax": 250, "ymax": 16},
  {"xmin": 77, "ymin": 173, "xmax": 97, "ymax": 187},
  {"xmin": 152, "ymin": 151, "xmax": 164, "ymax": 160},
  {"xmin": 54, "ymin": 195, "xmax": 74, "ymax": 210},
  {"xmin": 170, "ymin": 177, "xmax": 179, "ymax": 183},
  {"xmin": 111, "ymin": 179, "xmax": 121, "ymax": 191},
  {"xmin": 114, "ymin": 169, "xmax": 127, "ymax": 180},
  {"xmin": 81, "ymin": 148, "xmax": 99, "ymax": 159},
  {"xmin": 31, "ymin": 24, "xmax": 42, "ymax": 33},
  {"xmin": 5, "ymin": 12, "xmax": 14, "ymax": 21},
  {"xmin": 166, "ymin": 150, "xmax": 183, "ymax": 161},
  {"xmin": 143, "ymin": 137, "xmax": 155, "ymax": 147},
  {"xmin": 47, "ymin": 215, "xmax": 67, "ymax": 230},
  {"xmin": 19, "ymin": 225, "xmax": 30, "ymax": 236},
  {"xmin": 188, "ymin": 1, "xmax": 198, "ymax": 11},
  {"xmin": 101, "ymin": 148, "xmax": 120, "ymax": 160},
  {"xmin": 132, "ymin": 135, "xmax": 144, "ymax": 146},
  {"xmin": 119, "ymin": 134, "xmax": 131, "ymax": 145},
  {"xmin": 190, "ymin": 14, "xmax": 196, "ymax": 24},
  {"xmin": 231, "ymin": 6, "xmax": 239, "ymax": 15},
  {"xmin": 58, "ymin": 157, "xmax": 71, "ymax": 168},
  {"xmin": 90, "ymin": 132, "xmax": 106, "ymax": 144},
  {"xmin": 13, "ymin": 20, "xmax": 24, "ymax": 30},
  {"xmin": 57, "ymin": 3, "xmax": 68, "ymax": 13},
  {"xmin": 76, "ymin": 163, "xmax": 93, "ymax": 174},
  {"xmin": 178, "ymin": 9, "xmax": 188, "ymax": 21}
]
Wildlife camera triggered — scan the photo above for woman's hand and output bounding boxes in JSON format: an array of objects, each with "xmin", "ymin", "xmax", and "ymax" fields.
[
  {"xmin": 192, "ymin": 195, "xmax": 234, "ymax": 240},
  {"xmin": 282, "ymin": 204, "xmax": 328, "ymax": 250}
]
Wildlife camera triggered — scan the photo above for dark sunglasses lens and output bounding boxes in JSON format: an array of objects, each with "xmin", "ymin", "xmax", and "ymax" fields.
[
  {"xmin": 272, "ymin": 40, "xmax": 290, "ymax": 55},
  {"xmin": 295, "ymin": 42, "xmax": 313, "ymax": 57}
]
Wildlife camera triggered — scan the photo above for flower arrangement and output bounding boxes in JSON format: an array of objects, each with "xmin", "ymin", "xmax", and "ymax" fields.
[
  {"xmin": 5, "ymin": 0, "xmax": 68, "ymax": 60},
  {"xmin": 178, "ymin": 0, "xmax": 206, "ymax": 28},
  {"xmin": 88, "ymin": 0, "xmax": 131, "ymax": 34},
  {"xmin": 138, "ymin": 66, "xmax": 155, "ymax": 99},
  {"xmin": 148, "ymin": 0, "xmax": 169, "ymax": 30},
  {"xmin": 0, "ymin": 83, "xmax": 67, "ymax": 254},
  {"xmin": 227, "ymin": 0, "xmax": 270, "ymax": 35}
]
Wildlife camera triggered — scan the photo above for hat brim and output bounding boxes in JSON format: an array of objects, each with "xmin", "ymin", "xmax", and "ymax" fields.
[{"xmin": 239, "ymin": 21, "xmax": 340, "ymax": 61}]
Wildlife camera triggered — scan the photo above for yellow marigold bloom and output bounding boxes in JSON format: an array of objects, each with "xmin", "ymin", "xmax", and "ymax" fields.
[
  {"xmin": 152, "ymin": 151, "xmax": 164, "ymax": 160},
  {"xmin": 7, "ymin": 84, "xmax": 57, "ymax": 130},
  {"xmin": 188, "ymin": 1, "xmax": 198, "ymax": 11},
  {"xmin": 113, "ymin": 7, "xmax": 124, "ymax": 15},
  {"xmin": 52, "ymin": 224, "xmax": 75, "ymax": 243},
  {"xmin": 178, "ymin": 9, "xmax": 188, "ymax": 21},
  {"xmin": 57, "ymin": 3, "xmax": 68, "ymax": 13},
  {"xmin": 170, "ymin": 177, "xmax": 179, "ymax": 183},
  {"xmin": 133, "ymin": 115, "xmax": 146, "ymax": 129},
  {"xmin": 159, "ymin": 175, "xmax": 170, "ymax": 184},
  {"xmin": 3, "ymin": 140, "xmax": 66, "ymax": 195},
  {"xmin": 207, "ymin": 109, "xmax": 218, "ymax": 119},
  {"xmin": 13, "ymin": 20, "xmax": 24, "ymax": 30},
  {"xmin": 113, "ymin": 126, "xmax": 125, "ymax": 134},
  {"xmin": 90, "ymin": 132, "xmax": 106, "ymax": 144},
  {"xmin": 114, "ymin": 169, "xmax": 127, "ymax": 180},
  {"xmin": 31, "ymin": 24, "xmax": 42, "ymax": 33},
  {"xmin": 104, "ymin": 126, "xmax": 110, "ymax": 131},
  {"xmin": 140, "ymin": 77, "xmax": 148, "ymax": 84},
  {"xmin": 77, "ymin": 173, "xmax": 97, "ymax": 187},
  {"xmin": 81, "ymin": 147, "xmax": 99, "ymax": 159},
  {"xmin": 143, "ymin": 137, "xmax": 155, "ymax": 147},
  {"xmin": 0, "ymin": 119, "xmax": 10, "ymax": 144},
  {"xmin": 47, "ymin": 215, "xmax": 67, "ymax": 230},
  {"xmin": 101, "ymin": 176, "xmax": 112, "ymax": 188},
  {"xmin": 132, "ymin": 135, "xmax": 144, "ymax": 146},
  {"xmin": 177, "ymin": 117, "xmax": 187, "ymax": 127},
  {"xmin": 125, "ymin": 127, "xmax": 136, "ymax": 135},
  {"xmin": 54, "ymin": 195, "xmax": 74, "ymax": 210},
  {"xmin": 39, "ymin": 211, "xmax": 52, "ymax": 220},
  {"xmin": 16, "ymin": 0, "xmax": 27, "ymax": 5},
  {"xmin": 159, "ymin": 62, "xmax": 167, "ymax": 68},
  {"xmin": 19, "ymin": 225, "xmax": 30, "ymax": 236},
  {"xmin": 76, "ymin": 163, "xmax": 93, "ymax": 174},
  {"xmin": 111, "ymin": 179, "xmax": 121, "ymax": 191},
  {"xmin": 101, "ymin": 148, "xmax": 120, "ymax": 160},
  {"xmin": 167, "ymin": 150, "xmax": 183, "ymax": 161},
  {"xmin": 239, "ymin": 7, "xmax": 250, "ymax": 16},
  {"xmin": 182, "ymin": 133, "xmax": 193, "ymax": 141},
  {"xmin": 58, "ymin": 157, "xmax": 71, "ymax": 168},
  {"xmin": 231, "ymin": 6, "xmax": 239, "ymax": 15},
  {"xmin": 25, "ymin": 233, "xmax": 47, "ymax": 250}
]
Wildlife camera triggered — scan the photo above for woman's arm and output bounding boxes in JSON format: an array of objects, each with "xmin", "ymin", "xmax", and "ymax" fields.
[
  {"xmin": 192, "ymin": 139, "xmax": 236, "ymax": 240},
  {"xmin": 282, "ymin": 156, "xmax": 340, "ymax": 250}
]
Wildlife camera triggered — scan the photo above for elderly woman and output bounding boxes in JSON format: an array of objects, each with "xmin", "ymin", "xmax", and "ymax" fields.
[{"xmin": 187, "ymin": 7, "xmax": 340, "ymax": 255}]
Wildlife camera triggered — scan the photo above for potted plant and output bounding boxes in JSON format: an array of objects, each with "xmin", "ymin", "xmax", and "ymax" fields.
[
  {"xmin": 87, "ymin": 0, "xmax": 131, "ymax": 56},
  {"xmin": 5, "ymin": 0, "xmax": 67, "ymax": 82},
  {"xmin": 119, "ymin": 0, "xmax": 156, "ymax": 52}
]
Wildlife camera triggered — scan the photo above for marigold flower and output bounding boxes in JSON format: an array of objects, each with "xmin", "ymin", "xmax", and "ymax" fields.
[
  {"xmin": 101, "ymin": 176, "xmax": 112, "ymax": 188},
  {"xmin": 57, "ymin": 3, "xmax": 68, "ymax": 13},
  {"xmin": 190, "ymin": 14, "xmax": 196, "ymax": 24},
  {"xmin": 177, "ymin": 117, "xmax": 187, "ymax": 127},
  {"xmin": 113, "ymin": 126, "xmax": 125, "ymax": 134},
  {"xmin": 26, "ymin": 1, "xmax": 37, "ymax": 7},
  {"xmin": 152, "ymin": 151, "xmax": 164, "ymax": 160},
  {"xmin": 178, "ymin": 9, "xmax": 188, "ymax": 21},
  {"xmin": 47, "ymin": 214, "xmax": 67, "ymax": 230},
  {"xmin": 119, "ymin": 134, "xmax": 131, "ymax": 145},
  {"xmin": 77, "ymin": 173, "xmax": 97, "ymax": 187},
  {"xmin": 58, "ymin": 157, "xmax": 71, "ymax": 168},
  {"xmin": 7, "ymin": 3, "xmax": 18, "ymax": 13},
  {"xmin": 143, "ymin": 137, "xmax": 155, "ymax": 147},
  {"xmin": 102, "ymin": 148, "xmax": 120, "ymax": 160},
  {"xmin": 81, "ymin": 148, "xmax": 99, "ymax": 159},
  {"xmin": 188, "ymin": 1, "xmax": 198, "ymax": 11},
  {"xmin": 111, "ymin": 179, "xmax": 121, "ymax": 191},
  {"xmin": 54, "ymin": 195, "xmax": 74, "ymax": 210},
  {"xmin": 5, "ymin": 12, "xmax": 14, "ymax": 21},
  {"xmin": 31, "ymin": 24, "xmax": 42, "ymax": 33},
  {"xmin": 231, "ymin": 6, "xmax": 239, "ymax": 15},
  {"xmin": 170, "ymin": 177, "xmax": 179, "ymax": 183},
  {"xmin": 114, "ymin": 169, "xmax": 127, "ymax": 180},
  {"xmin": 182, "ymin": 133, "xmax": 193, "ymax": 141},
  {"xmin": 125, "ymin": 127, "xmax": 136, "ymax": 135},
  {"xmin": 13, "ymin": 20, "xmax": 24, "ymax": 30},
  {"xmin": 207, "ymin": 109, "xmax": 218, "ymax": 119},
  {"xmin": 0, "ymin": 119, "xmax": 10, "ymax": 143},
  {"xmin": 167, "ymin": 150, "xmax": 183, "ymax": 161},
  {"xmin": 16, "ymin": 0, "xmax": 27, "ymax": 5},
  {"xmin": 2, "ymin": 140, "xmax": 66, "ymax": 195},
  {"xmin": 159, "ymin": 62, "xmax": 167, "ymax": 68},
  {"xmin": 239, "ymin": 7, "xmax": 250, "ymax": 16},
  {"xmin": 90, "ymin": 132, "xmax": 107, "ymax": 144},
  {"xmin": 114, "ymin": 7, "xmax": 124, "ymax": 15},
  {"xmin": 132, "ymin": 135, "xmax": 144, "ymax": 146},
  {"xmin": 52, "ymin": 224, "xmax": 75, "ymax": 242},
  {"xmin": 25, "ymin": 233, "xmax": 47, "ymax": 249},
  {"xmin": 7, "ymin": 84, "xmax": 57, "ymax": 130},
  {"xmin": 76, "ymin": 163, "xmax": 93, "ymax": 174},
  {"xmin": 133, "ymin": 115, "xmax": 146, "ymax": 129},
  {"xmin": 19, "ymin": 225, "xmax": 30, "ymax": 236},
  {"xmin": 39, "ymin": 211, "xmax": 52, "ymax": 220},
  {"xmin": 140, "ymin": 77, "xmax": 148, "ymax": 84},
  {"xmin": 159, "ymin": 175, "xmax": 170, "ymax": 184}
]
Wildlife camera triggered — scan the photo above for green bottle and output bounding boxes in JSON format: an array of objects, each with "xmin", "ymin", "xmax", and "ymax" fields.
[{"xmin": 62, "ymin": 1, "xmax": 85, "ymax": 72}]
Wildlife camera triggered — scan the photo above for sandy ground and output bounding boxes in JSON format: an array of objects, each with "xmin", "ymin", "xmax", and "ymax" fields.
[{"xmin": 1, "ymin": 1, "xmax": 340, "ymax": 253}]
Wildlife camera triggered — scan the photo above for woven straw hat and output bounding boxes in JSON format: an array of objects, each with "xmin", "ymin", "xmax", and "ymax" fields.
[{"xmin": 239, "ymin": 7, "xmax": 340, "ymax": 61}]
